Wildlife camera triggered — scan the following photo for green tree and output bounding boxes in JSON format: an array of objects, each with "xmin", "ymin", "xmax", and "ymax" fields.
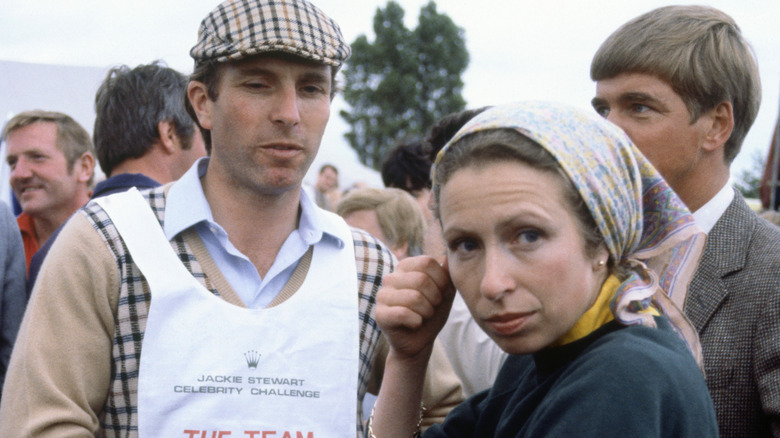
[
  {"xmin": 734, "ymin": 149, "xmax": 765, "ymax": 199},
  {"xmin": 340, "ymin": 1, "xmax": 469, "ymax": 169}
]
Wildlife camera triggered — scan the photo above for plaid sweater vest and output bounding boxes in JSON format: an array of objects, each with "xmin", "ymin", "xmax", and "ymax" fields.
[{"xmin": 82, "ymin": 186, "xmax": 393, "ymax": 437}]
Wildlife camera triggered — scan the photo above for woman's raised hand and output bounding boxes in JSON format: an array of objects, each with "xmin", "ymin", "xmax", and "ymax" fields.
[{"xmin": 376, "ymin": 255, "xmax": 456, "ymax": 361}]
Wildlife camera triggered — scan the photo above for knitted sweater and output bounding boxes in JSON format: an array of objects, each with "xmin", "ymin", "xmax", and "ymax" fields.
[{"xmin": 424, "ymin": 318, "xmax": 719, "ymax": 437}]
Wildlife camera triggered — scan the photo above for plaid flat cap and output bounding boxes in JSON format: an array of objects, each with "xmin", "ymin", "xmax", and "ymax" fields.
[{"xmin": 190, "ymin": 0, "xmax": 351, "ymax": 67}]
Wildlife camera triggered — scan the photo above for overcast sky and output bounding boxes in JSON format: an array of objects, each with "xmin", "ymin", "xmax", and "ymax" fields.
[{"xmin": 1, "ymin": 0, "xmax": 778, "ymax": 187}]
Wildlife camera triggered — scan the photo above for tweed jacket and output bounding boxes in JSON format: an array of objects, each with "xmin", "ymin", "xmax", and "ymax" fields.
[{"xmin": 686, "ymin": 190, "xmax": 780, "ymax": 437}]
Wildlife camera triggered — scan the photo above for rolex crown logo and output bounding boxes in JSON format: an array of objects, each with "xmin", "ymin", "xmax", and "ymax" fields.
[{"xmin": 244, "ymin": 350, "xmax": 261, "ymax": 369}]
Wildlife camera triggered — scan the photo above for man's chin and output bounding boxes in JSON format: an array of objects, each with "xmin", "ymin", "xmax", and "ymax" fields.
[
  {"xmin": 18, "ymin": 199, "xmax": 48, "ymax": 217},
  {"xmin": 252, "ymin": 179, "xmax": 303, "ymax": 197}
]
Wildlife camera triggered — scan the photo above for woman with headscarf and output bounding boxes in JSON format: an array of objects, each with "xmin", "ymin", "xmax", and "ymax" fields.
[{"xmin": 368, "ymin": 101, "xmax": 718, "ymax": 437}]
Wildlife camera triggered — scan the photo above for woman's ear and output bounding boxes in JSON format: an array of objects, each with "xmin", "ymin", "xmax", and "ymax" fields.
[{"xmin": 592, "ymin": 245, "xmax": 610, "ymax": 272}]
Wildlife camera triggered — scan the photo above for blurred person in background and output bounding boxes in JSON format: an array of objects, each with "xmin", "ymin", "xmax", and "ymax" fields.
[
  {"xmin": 337, "ymin": 186, "xmax": 425, "ymax": 260},
  {"xmin": 3, "ymin": 110, "xmax": 94, "ymax": 273},
  {"xmin": 0, "ymin": 200, "xmax": 25, "ymax": 401},
  {"xmin": 309, "ymin": 163, "xmax": 340, "ymax": 211}
]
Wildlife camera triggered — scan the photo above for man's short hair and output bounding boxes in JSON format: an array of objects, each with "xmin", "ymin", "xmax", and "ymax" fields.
[
  {"xmin": 337, "ymin": 187, "xmax": 425, "ymax": 257},
  {"xmin": 185, "ymin": 0, "xmax": 350, "ymax": 151},
  {"xmin": 94, "ymin": 61, "xmax": 196, "ymax": 176},
  {"xmin": 590, "ymin": 5, "xmax": 761, "ymax": 164},
  {"xmin": 381, "ymin": 141, "xmax": 432, "ymax": 193},
  {"xmin": 2, "ymin": 110, "xmax": 94, "ymax": 183},
  {"xmin": 319, "ymin": 163, "xmax": 338, "ymax": 175}
]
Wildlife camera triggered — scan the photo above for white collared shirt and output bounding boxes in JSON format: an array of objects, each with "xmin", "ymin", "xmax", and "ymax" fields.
[
  {"xmin": 164, "ymin": 158, "xmax": 344, "ymax": 308},
  {"xmin": 692, "ymin": 182, "xmax": 735, "ymax": 234}
]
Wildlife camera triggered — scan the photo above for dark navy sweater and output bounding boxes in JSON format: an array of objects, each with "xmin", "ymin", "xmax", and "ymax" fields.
[{"xmin": 424, "ymin": 317, "xmax": 719, "ymax": 437}]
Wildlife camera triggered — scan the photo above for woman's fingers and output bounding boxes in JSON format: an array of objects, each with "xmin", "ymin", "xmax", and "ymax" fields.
[
  {"xmin": 376, "ymin": 301, "xmax": 424, "ymax": 330},
  {"xmin": 378, "ymin": 257, "xmax": 452, "ymax": 322},
  {"xmin": 376, "ymin": 256, "xmax": 456, "ymax": 358}
]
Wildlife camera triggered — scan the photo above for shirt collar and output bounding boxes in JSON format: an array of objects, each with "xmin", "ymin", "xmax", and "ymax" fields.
[
  {"xmin": 164, "ymin": 158, "xmax": 213, "ymax": 240},
  {"xmin": 164, "ymin": 157, "xmax": 344, "ymax": 248},
  {"xmin": 692, "ymin": 182, "xmax": 734, "ymax": 234},
  {"xmin": 16, "ymin": 211, "xmax": 35, "ymax": 235},
  {"xmin": 297, "ymin": 182, "xmax": 346, "ymax": 248}
]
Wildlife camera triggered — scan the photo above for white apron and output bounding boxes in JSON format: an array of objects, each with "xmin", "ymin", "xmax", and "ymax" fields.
[{"xmin": 96, "ymin": 189, "xmax": 359, "ymax": 438}]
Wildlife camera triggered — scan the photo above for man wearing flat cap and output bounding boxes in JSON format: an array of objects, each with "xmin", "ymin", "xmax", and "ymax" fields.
[{"xmin": 0, "ymin": 0, "xmax": 462, "ymax": 436}]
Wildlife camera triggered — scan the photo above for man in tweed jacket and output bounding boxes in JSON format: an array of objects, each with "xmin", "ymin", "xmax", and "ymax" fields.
[
  {"xmin": 0, "ymin": 0, "xmax": 462, "ymax": 436},
  {"xmin": 591, "ymin": 5, "xmax": 780, "ymax": 437}
]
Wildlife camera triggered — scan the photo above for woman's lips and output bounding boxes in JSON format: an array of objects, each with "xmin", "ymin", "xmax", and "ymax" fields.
[{"xmin": 484, "ymin": 312, "xmax": 533, "ymax": 336}]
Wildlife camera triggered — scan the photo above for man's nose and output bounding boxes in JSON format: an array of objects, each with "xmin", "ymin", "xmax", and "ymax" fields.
[
  {"xmin": 270, "ymin": 87, "xmax": 301, "ymax": 127},
  {"xmin": 9, "ymin": 159, "xmax": 32, "ymax": 181}
]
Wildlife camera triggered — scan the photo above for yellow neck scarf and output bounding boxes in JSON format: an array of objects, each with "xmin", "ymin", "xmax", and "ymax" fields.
[{"xmin": 554, "ymin": 275, "xmax": 660, "ymax": 347}]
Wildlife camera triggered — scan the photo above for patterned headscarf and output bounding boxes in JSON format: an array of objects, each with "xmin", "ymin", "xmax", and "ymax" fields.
[{"xmin": 433, "ymin": 101, "xmax": 705, "ymax": 364}]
